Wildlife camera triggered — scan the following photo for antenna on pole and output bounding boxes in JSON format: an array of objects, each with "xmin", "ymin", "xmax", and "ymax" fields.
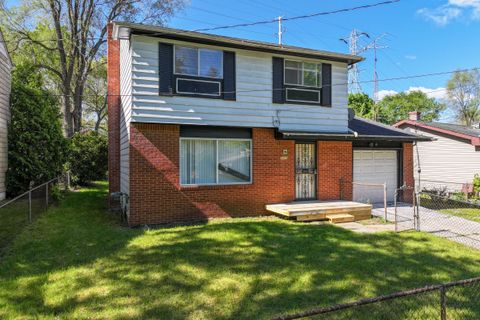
[
  {"xmin": 363, "ymin": 34, "xmax": 388, "ymax": 102},
  {"xmin": 276, "ymin": 16, "xmax": 284, "ymax": 46}
]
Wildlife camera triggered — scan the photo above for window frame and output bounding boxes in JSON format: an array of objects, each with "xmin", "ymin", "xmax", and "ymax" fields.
[
  {"xmin": 285, "ymin": 87, "xmax": 321, "ymax": 104},
  {"xmin": 179, "ymin": 137, "xmax": 253, "ymax": 186},
  {"xmin": 283, "ymin": 59, "xmax": 322, "ymax": 88},
  {"xmin": 174, "ymin": 45, "xmax": 224, "ymax": 80}
]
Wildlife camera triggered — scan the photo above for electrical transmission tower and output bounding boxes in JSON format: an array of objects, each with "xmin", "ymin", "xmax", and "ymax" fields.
[
  {"xmin": 340, "ymin": 29, "xmax": 370, "ymax": 94},
  {"xmin": 341, "ymin": 30, "xmax": 388, "ymax": 99}
]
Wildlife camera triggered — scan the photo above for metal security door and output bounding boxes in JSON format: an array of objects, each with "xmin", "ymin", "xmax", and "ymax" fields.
[{"xmin": 295, "ymin": 143, "xmax": 317, "ymax": 200}]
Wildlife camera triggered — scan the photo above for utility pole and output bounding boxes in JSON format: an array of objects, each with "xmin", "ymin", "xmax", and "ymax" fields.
[
  {"xmin": 340, "ymin": 29, "xmax": 370, "ymax": 93},
  {"xmin": 276, "ymin": 16, "xmax": 284, "ymax": 46}
]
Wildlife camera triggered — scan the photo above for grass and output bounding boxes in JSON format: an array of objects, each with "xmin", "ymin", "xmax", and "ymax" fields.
[
  {"xmin": 0, "ymin": 182, "xmax": 480, "ymax": 319},
  {"xmin": 420, "ymin": 194, "xmax": 480, "ymax": 223}
]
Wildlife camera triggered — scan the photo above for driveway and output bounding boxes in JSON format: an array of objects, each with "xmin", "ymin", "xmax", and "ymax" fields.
[{"xmin": 372, "ymin": 203, "xmax": 480, "ymax": 250}]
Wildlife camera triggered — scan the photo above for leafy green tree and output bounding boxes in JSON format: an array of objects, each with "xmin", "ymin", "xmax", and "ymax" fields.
[
  {"xmin": 6, "ymin": 63, "xmax": 68, "ymax": 196},
  {"xmin": 348, "ymin": 93, "xmax": 377, "ymax": 119},
  {"xmin": 69, "ymin": 132, "xmax": 108, "ymax": 186},
  {"xmin": 1, "ymin": 0, "xmax": 186, "ymax": 136},
  {"xmin": 376, "ymin": 91, "xmax": 446, "ymax": 124},
  {"xmin": 446, "ymin": 70, "xmax": 480, "ymax": 126}
]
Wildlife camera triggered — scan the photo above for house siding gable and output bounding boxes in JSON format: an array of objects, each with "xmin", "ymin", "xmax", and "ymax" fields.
[
  {"xmin": 403, "ymin": 125, "xmax": 480, "ymax": 187},
  {"xmin": 129, "ymin": 35, "xmax": 349, "ymax": 133}
]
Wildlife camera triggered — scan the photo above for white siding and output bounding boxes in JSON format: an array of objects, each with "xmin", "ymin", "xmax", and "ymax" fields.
[
  {"xmin": 120, "ymin": 39, "xmax": 132, "ymax": 196},
  {"xmin": 129, "ymin": 35, "xmax": 349, "ymax": 133},
  {"xmin": 404, "ymin": 126, "xmax": 480, "ymax": 190},
  {"xmin": 0, "ymin": 35, "xmax": 10, "ymax": 200}
]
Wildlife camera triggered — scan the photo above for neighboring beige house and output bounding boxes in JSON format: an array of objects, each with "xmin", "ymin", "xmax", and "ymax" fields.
[
  {"xmin": 395, "ymin": 111, "xmax": 480, "ymax": 191},
  {"xmin": 0, "ymin": 29, "xmax": 11, "ymax": 200}
]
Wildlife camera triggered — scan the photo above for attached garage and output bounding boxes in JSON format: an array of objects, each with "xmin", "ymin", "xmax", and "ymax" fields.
[{"xmin": 353, "ymin": 150, "xmax": 398, "ymax": 203}]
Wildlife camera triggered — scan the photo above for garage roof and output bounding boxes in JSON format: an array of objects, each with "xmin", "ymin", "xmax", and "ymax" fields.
[
  {"xmin": 278, "ymin": 116, "xmax": 432, "ymax": 142},
  {"xmin": 395, "ymin": 120, "xmax": 480, "ymax": 146}
]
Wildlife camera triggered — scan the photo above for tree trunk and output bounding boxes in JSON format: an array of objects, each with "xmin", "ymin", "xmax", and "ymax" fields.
[{"xmin": 63, "ymin": 95, "xmax": 74, "ymax": 137}]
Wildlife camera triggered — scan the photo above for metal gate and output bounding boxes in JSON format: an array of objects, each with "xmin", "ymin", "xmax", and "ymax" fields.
[
  {"xmin": 295, "ymin": 143, "xmax": 316, "ymax": 200},
  {"xmin": 393, "ymin": 186, "xmax": 419, "ymax": 232}
]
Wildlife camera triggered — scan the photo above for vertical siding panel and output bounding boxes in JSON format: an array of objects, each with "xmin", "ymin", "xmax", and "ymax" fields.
[{"xmin": 120, "ymin": 39, "xmax": 132, "ymax": 195}]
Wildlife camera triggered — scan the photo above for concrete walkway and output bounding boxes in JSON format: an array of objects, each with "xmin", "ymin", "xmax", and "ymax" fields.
[
  {"xmin": 372, "ymin": 203, "xmax": 480, "ymax": 250},
  {"xmin": 337, "ymin": 221, "xmax": 394, "ymax": 233}
]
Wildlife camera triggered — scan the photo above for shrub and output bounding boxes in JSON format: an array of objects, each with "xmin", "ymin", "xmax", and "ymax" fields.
[
  {"xmin": 69, "ymin": 131, "xmax": 108, "ymax": 185},
  {"xmin": 6, "ymin": 64, "xmax": 68, "ymax": 196}
]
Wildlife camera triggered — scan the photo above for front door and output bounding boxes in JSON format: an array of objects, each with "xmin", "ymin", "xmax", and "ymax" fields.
[{"xmin": 295, "ymin": 143, "xmax": 317, "ymax": 200}]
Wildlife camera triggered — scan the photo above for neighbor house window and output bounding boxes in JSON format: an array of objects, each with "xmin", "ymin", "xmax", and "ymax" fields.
[
  {"xmin": 180, "ymin": 139, "xmax": 251, "ymax": 185},
  {"xmin": 284, "ymin": 60, "xmax": 322, "ymax": 87},
  {"xmin": 174, "ymin": 45, "xmax": 223, "ymax": 79}
]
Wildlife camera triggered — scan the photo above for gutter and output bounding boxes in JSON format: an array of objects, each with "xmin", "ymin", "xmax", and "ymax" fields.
[{"xmin": 278, "ymin": 131, "xmax": 431, "ymax": 142}]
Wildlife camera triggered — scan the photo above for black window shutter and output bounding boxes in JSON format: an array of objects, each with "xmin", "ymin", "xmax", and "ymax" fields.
[
  {"xmin": 272, "ymin": 57, "xmax": 284, "ymax": 104},
  {"xmin": 321, "ymin": 63, "xmax": 332, "ymax": 107},
  {"xmin": 223, "ymin": 51, "xmax": 236, "ymax": 100},
  {"xmin": 158, "ymin": 43, "xmax": 174, "ymax": 95}
]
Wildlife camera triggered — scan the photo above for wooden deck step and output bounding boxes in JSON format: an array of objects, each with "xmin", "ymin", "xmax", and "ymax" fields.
[{"xmin": 326, "ymin": 214, "xmax": 355, "ymax": 224}]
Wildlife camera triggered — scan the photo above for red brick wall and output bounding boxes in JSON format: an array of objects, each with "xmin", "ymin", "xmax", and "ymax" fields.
[
  {"xmin": 107, "ymin": 23, "xmax": 121, "ymax": 198},
  {"xmin": 129, "ymin": 123, "xmax": 295, "ymax": 225},
  {"xmin": 317, "ymin": 141, "xmax": 353, "ymax": 201},
  {"xmin": 402, "ymin": 142, "xmax": 414, "ymax": 202}
]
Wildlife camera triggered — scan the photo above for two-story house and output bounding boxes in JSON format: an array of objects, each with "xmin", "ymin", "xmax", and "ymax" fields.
[
  {"xmin": 0, "ymin": 28, "xmax": 11, "ymax": 201},
  {"xmin": 108, "ymin": 22, "xmax": 427, "ymax": 226}
]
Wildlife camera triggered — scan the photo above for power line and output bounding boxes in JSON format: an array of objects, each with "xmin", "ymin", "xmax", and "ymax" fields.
[
  {"xmin": 2, "ymin": 66, "xmax": 477, "ymax": 98},
  {"xmin": 193, "ymin": 0, "xmax": 401, "ymax": 32}
]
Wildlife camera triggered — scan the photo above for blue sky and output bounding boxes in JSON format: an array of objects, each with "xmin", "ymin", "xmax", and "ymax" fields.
[
  {"xmin": 5, "ymin": 0, "xmax": 479, "ymax": 106},
  {"xmin": 166, "ymin": 0, "xmax": 480, "ymax": 104}
]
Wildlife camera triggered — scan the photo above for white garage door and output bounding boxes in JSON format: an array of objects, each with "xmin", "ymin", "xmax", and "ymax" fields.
[{"xmin": 353, "ymin": 150, "xmax": 398, "ymax": 203}]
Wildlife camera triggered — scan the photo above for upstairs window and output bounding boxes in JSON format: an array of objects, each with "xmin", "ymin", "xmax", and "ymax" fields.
[
  {"xmin": 174, "ymin": 45, "xmax": 223, "ymax": 79},
  {"xmin": 284, "ymin": 60, "xmax": 322, "ymax": 88}
]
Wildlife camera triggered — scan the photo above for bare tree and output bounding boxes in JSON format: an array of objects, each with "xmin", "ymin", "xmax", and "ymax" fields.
[
  {"xmin": 84, "ymin": 59, "xmax": 107, "ymax": 132},
  {"xmin": 446, "ymin": 70, "xmax": 480, "ymax": 126},
  {"xmin": 1, "ymin": 0, "xmax": 185, "ymax": 136}
]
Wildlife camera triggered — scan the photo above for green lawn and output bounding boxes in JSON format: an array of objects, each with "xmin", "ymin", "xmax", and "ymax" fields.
[
  {"xmin": 420, "ymin": 194, "xmax": 480, "ymax": 223},
  {"xmin": 1, "ymin": 182, "xmax": 480, "ymax": 319}
]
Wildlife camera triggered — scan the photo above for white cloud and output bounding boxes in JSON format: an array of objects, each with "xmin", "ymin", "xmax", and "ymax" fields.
[
  {"xmin": 406, "ymin": 87, "xmax": 447, "ymax": 100},
  {"xmin": 417, "ymin": 6, "xmax": 461, "ymax": 26},
  {"xmin": 377, "ymin": 89, "xmax": 398, "ymax": 100},
  {"xmin": 404, "ymin": 55, "xmax": 417, "ymax": 60},
  {"xmin": 418, "ymin": 0, "xmax": 480, "ymax": 25},
  {"xmin": 377, "ymin": 87, "xmax": 447, "ymax": 100}
]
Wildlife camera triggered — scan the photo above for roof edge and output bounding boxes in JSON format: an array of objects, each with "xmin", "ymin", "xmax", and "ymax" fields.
[
  {"xmin": 395, "ymin": 120, "xmax": 480, "ymax": 146},
  {"xmin": 112, "ymin": 21, "xmax": 364, "ymax": 65}
]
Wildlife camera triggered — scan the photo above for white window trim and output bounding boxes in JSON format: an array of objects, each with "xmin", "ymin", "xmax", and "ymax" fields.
[
  {"xmin": 284, "ymin": 59, "xmax": 322, "ymax": 88},
  {"xmin": 285, "ymin": 87, "xmax": 321, "ymax": 104},
  {"xmin": 174, "ymin": 45, "xmax": 224, "ymax": 79},
  {"xmin": 176, "ymin": 78, "xmax": 222, "ymax": 97},
  {"xmin": 180, "ymin": 137, "xmax": 253, "ymax": 186}
]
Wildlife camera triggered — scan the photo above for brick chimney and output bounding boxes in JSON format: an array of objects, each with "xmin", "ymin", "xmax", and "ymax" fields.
[{"xmin": 408, "ymin": 111, "xmax": 421, "ymax": 121}]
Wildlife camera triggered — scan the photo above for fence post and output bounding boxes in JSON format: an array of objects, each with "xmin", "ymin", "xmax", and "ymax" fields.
[
  {"xmin": 28, "ymin": 189, "xmax": 32, "ymax": 223},
  {"xmin": 383, "ymin": 182, "xmax": 387, "ymax": 220},
  {"xmin": 394, "ymin": 189, "xmax": 398, "ymax": 232},
  {"xmin": 440, "ymin": 285, "xmax": 447, "ymax": 320},
  {"xmin": 45, "ymin": 182, "xmax": 49, "ymax": 210},
  {"xmin": 66, "ymin": 171, "xmax": 70, "ymax": 190}
]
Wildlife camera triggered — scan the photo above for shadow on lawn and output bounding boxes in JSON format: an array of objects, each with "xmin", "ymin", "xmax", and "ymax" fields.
[{"xmin": 1, "ymin": 184, "xmax": 480, "ymax": 319}]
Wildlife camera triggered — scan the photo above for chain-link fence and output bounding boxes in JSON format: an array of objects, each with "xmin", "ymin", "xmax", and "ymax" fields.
[
  {"xmin": 273, "ymin": 276, "xmax": 480, "ymax": 320},
  {"xmin": 0, "ymin": 173, "xmax": 70, "ymax": 255}
]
